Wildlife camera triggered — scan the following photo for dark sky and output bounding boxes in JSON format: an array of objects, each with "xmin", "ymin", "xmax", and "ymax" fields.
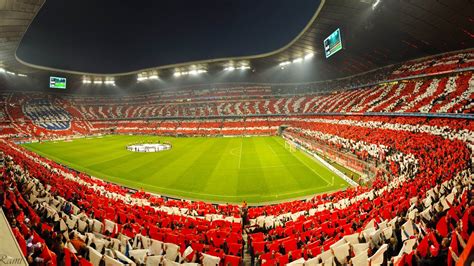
[{"xmin": 17, "ymin": 0, "xmax": 320, "ymax": 74}]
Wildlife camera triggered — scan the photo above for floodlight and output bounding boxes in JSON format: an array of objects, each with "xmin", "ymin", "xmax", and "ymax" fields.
[
  {"xmin": 372, "ymin": 0, "xmax": 380, "ymax": 9},
  {"xmin": 292, "ymin": 58, "xmax": 303, "ymax": 63},
  {"xmin": 304, "ymin": 52, "xmax": 314, "ymax": 59}
]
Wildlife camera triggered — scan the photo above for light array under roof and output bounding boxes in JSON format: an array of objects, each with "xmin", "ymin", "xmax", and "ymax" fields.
[
  {"xmin": 137, "ymin": 71, "xmax": 160, "ymax": 82},
  {"xmin": 224, "ymin": 62, "xmax": 251, "ymax": 71},
  {"xmin": 279, "ymin": 52, "xmax": 315, "ymax": 69},
  {"xmin": 130, "ymin": 51, "xmax": 314, "ymax": 83},
  {"xmin": 174, "ymin": 69, "xmax": 207, "ymax": 77},
  {"xmin": 238, "ymin": 66, "xmax": 251, "ymax": 70},
  {"xmin": 304, "ymin": 52, "xmax": 314, "ymax": 59},
  {"xmin": 0, "ymin": 68, "xmax": 28, "ymax": 77},
  {"xmin": 0, "ymin": 68, "xmax": 27, "ymax": 77},
  {"xmin": 83, "ymin": 77, "xmax": 115, "ymax": 85},
  {"xmin": 292, "ymin": 58, "xmax": 303, "ymax": 63}
]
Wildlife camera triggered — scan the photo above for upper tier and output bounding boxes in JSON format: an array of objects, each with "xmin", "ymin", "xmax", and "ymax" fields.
[{"xmin": 1, "ymin": 71, "xmax": 472, "ymax": 123}]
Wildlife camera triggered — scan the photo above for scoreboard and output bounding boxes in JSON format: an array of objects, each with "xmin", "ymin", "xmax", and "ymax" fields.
[
  {"xmin": 324, "ymin": 28, "xmax": 343, "ymax": 58},
  {"xmin": 50, "ymin": 76, "xmax": 67, "ymax": 89}
]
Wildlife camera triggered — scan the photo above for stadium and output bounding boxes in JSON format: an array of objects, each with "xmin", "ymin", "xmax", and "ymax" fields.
[{"xmin": 0, "ymin": 0, "xmax": 472, "ymax": 265}]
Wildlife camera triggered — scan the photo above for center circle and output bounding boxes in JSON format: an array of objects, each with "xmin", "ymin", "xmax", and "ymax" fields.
[{"xmin": 127, "ymin": 143, "xmax": 172, "ymax": 153}]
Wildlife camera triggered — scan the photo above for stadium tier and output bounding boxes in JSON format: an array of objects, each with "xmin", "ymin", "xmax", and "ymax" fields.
[
  {"xmin": 0, "ymin": 48, "xmax": 473, "ymax": 266},
  {"xmin": 1, "ymin": 70, "xmax": 473, "ymax": 139}
]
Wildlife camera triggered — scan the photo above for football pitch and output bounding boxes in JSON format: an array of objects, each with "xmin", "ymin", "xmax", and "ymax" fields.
[{"xmin": 22, "ymin": 135, "xmax": 349, "ymax": 204}]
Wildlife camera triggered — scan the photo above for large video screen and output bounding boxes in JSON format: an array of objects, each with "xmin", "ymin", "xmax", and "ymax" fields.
[
  {"xmin": 49, "ymin": 76, "xmax": 67, "ymax": 89},
  {"xmin": 324, "ymin": 28, "xmax": 343, "ymax": 58}
]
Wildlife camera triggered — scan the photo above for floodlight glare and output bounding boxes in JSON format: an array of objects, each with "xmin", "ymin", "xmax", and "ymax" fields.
[
  {"xmin": 304, "ymin": 52, "xmax": 314, "ymax": 59},
  {"xmin": 372, "ymin": 0, "xmax": 380, "ymax": 9},
  {"xmin": 174, "ymin": 72, "xmax": 181, "ymax": 77},
  {"xmin": 18, "ymin": 73, "xmax": 27, "ymax": 77},
  {"xmin": 225, "ymin": 66, "xmax": 235, "ymax": 71},
  {"xmin": 0, "ymin": 68, "xmax": 5, "ymax": 73},
  {"xmin": 279, "ymin": 61, "xmax": 291, "ymax": 67},
  {"xmin": 6, "ymin": 71, "xmax": 15, "ymax": 75},
  {"xmin": 149, "ymin": 75, "xmax": 159, "ymax": 79},
  {"xmin": 93, "ymin": 80, "xmax": 103, "ymax": 84},
  {"xmin": 292, "ymin": 58, "xmax": 303, "ymax": 63}
]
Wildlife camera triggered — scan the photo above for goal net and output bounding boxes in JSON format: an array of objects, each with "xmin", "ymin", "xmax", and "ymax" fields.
[{"xmin": 285, "ymin": 141, "xmax": 297, "ymax": 152}]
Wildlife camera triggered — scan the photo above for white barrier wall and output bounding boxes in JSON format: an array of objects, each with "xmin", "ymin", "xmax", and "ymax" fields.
[{"xmin": 0, "ymin": 209, "xmax": 28, "ymax": 266}]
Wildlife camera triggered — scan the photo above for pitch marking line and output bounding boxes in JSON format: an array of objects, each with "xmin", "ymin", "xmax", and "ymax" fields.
[
  {"xmin": 238, "ymin": 138, "xmax": 243, "ymax": 169},
  {"xmin": 240, "ymin": 163, "xmax": 301, "ymax": 170},
  {"xmin": 276, "ymin": 140, "xmax": 332, "ymax": 186},
  {"xmin": 291, "ymin": 152, "xmax": 331, "ymax": 185},
  {"xmin": 229, "ymin": 147, "xmax": 240, "ymax": 157}
]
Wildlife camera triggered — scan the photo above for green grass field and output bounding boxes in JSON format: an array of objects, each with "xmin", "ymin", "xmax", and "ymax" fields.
[{"xmin": 22, "ymin": 135, "xmax": 349, "ymax": 204}]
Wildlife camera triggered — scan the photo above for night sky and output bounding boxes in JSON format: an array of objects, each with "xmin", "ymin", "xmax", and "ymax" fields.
[{"xmin": 17, "ymin": 0, "xmax": 320, "ymax": 74}]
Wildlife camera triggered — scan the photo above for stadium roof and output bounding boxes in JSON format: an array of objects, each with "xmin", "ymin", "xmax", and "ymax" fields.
[
  {"xmin": 0, "ymin": 0, "xmax": 473, "ymax": 81},
  {"xmin": 15, "ymin": 0, "xmax": 320, "ymax": 74}
]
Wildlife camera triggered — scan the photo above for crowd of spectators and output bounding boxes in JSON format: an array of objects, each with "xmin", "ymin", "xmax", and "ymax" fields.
[{"xmin": 0, "ymin": 50, "xmax": 472, "ymax": 265}]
